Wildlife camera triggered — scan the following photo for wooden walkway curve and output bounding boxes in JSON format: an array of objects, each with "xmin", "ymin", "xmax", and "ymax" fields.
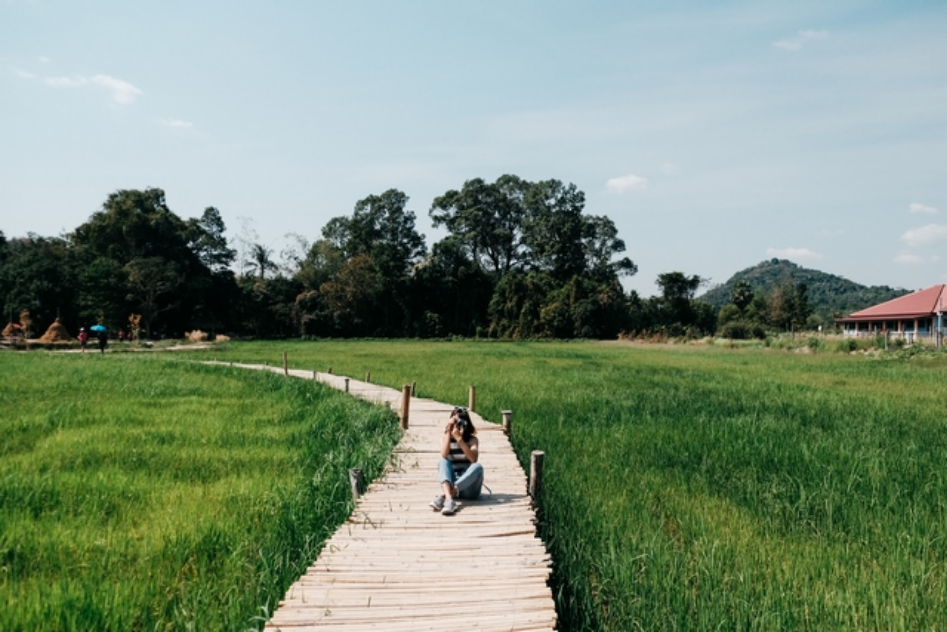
[{"xmin": 213, "ymin": 362, "xmax": 557, "ymax": 631}]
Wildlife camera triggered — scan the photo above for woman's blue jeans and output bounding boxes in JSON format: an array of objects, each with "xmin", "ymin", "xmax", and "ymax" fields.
[{"xmin": 438, "ymin": 458, "xmax": 484, "ymax": 499}]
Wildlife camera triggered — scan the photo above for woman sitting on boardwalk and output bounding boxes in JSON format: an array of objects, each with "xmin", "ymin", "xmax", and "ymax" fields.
[{"xmin": 430, "ymin": 406, "xmax": 483, "ymax": 515}]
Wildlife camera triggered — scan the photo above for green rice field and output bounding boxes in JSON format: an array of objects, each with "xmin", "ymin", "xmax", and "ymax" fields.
[
  {"xmin": 194, "ymin": 340, "xmax": 947, "ymax": 631},
  {"xmin": 0, "ymin": 353, "xmax": 400, "ymax": 631},
  {"xmin": 3, "ymin": 341, "xmax": 947, "ymax": 630}
]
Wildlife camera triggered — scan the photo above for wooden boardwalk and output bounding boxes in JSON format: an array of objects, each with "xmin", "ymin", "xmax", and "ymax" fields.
[{"xmin": 217, "ymin": 362, "xmax": 557, "ymax": 631}]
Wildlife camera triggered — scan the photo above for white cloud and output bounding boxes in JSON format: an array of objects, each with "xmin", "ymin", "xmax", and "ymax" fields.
[
  {"xmin": 901, "ymin": 224, "xmax": 947, "ymax": 247},
  {"xmin": 46, "ymin": 75, "xmax": 87, "ymax": 88},
  {"xmin": 765, "ymin": 247, "xmax": 824, "ymax": 261},
  {"xmin": 894, "ymin": 254, "xmax": 925, "ymax": 264},
  {"xmin": 159, "ymin": 119, "xmax": 193, "ymax": 129},
  {"xmin": 90, "ymin": 74, "xmax": 142, "ymax": 105},
  {"xmin": 13, "ymin": 68, "xmax": 34, "ymax": 79},
  {"xmin": 38, "ymin": 56, "xmax": 52, "ymax": 64},
  {"xmin": 44, "ymin": 73, "xmax": 142, "ymax": 105},
  {"xmin": 909, "ymin": 202, "xmax": 938, "ymax": 215},
  {"xmin": 605, "ymin": 174, "xmax": 648, "ymax": 193},
  {"xmin": 774, "ymin": 29, "xmax": 829, "ymax": 52}
]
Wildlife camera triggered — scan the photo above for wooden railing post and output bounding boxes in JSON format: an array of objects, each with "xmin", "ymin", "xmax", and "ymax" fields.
[
  {"xmin": 529, "ymin": 450, "xmax": 545, "ymax": 505},
  {"xmin": 344, "ymin": 378, "xmax": 350, "ymax": 393},
  {"xmin": 283, "ymin": 351, "xmax": 288, "ymax": 375},
  {"xmin": 313, "ymin": 370, "xmax": 317, "ymax": 380},
  {"xmin": 328, "ymin": 366, "xmax": 332, "ymax": 374},
  {"xmin": 349, "ymin": 468, "xmax": 364, "ymax": 500},
  {"xmin": 400, "ymin": 385, "xmax": 411, "ymax": 430},
  {"xmin": 502, "ymin": 410, "xmax": 513, "ymax": 436},
  {"xmin": 411, "ymin": 381, "xmax": 417, "ymax": 397},
  {"xmin": 468, "ymin": 385, "xmax": 476, "ymax": 412},
  {"xmin": 366, "ymin": 371, "xmax": 371, "ymax": 383}
]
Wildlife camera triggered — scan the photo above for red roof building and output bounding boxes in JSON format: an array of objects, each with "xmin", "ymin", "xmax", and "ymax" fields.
[{"xmin": 836, "ymin": 284, "xmax": 946, "ymax": 341}]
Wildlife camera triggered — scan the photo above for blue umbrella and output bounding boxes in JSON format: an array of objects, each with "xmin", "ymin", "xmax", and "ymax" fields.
[{"xmin": 90, "ymin": 324, "xmax": 107, "ymax": 333}]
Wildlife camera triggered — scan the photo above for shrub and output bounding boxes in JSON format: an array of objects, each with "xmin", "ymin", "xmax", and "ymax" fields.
[
  {"xmin": 835, "ymin": 338, "xmax": 858, "ymax": 353},
  {"xmin": 718, "ymin": 320, "xmax": 767, "ymax": 341}
]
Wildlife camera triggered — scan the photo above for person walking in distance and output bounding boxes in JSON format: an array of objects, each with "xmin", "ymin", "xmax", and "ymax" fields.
[
  {"xmin": 430, "ymin": 407, "xmax": 483, "ymax": 515},
  {"xmin": 78, "ymin": 327, "xmax": 88, "ymax": 353}
]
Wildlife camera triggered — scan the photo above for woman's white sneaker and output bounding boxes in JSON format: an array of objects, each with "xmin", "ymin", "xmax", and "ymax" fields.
[{"xmin": 441, "ymin": 497, "xmax": 458, "ymax": 515}]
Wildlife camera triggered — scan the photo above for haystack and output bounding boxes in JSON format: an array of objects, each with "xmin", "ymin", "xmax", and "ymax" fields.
[
  {"xmin": 186, "ymin": 330, "xmax": 208, "ymax": 342},
  {"xmin": 2, "ymin": 322, "xmax": 22, "ymax": 338},
  {"xmin": 38, "ymin": 319, "xmax": 73, "ymax": 343}
]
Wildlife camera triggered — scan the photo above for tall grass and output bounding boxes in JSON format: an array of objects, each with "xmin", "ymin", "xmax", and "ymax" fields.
[
  {"xmin": 192, "ymin": 340, "xmax": 947, "ymax": 631},
  {"xmin": 0, "ymin": 352, "xmax": 399, "ymax": 631}
]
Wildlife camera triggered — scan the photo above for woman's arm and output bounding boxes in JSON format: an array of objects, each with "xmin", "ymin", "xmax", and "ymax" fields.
[
  {"xmin": 440, "ymin": 420, "xmax": 454, "ymax": 458},
  {"xmin": 452, "ymin": 434, "xmax": 479, "ymax": 463}
]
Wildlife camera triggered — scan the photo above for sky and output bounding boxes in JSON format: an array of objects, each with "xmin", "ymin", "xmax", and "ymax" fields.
[{"xmin": 2, "ymin": 0, "xmax": 945, "ymax": 297}]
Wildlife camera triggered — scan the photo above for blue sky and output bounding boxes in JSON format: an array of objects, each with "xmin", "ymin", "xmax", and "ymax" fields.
[{"xmin": 2, "ymin": 1, "xmax": 945, "ymax": 296}]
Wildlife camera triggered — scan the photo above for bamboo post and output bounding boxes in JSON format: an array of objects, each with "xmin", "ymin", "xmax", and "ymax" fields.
[
  {"xmin": 468, "ymin": 385, "xmax": 476, "ymax": 412},
  {"xmin": 283, "ymin": 351, "xmax": 288, "ymax": 375},
  {"xmin": 366, "ymin": 371, "xmax": 371, "ymax": 383},
  {"xmin": 400, "ymin": 385, "xmax": 411, "ymax": 430},
  {"xmin": 349, "ymin": 468, "xmax": 364, "ymax": 499},
  {"xmin": 529, "ymin": 450, "xmax": 545, "ymax": 505},
  {"xmin": 344, "ymin": 378, "xmax": 350, "ymax": 393},
  {"xmin": 502, "ymin": 410, "xmax": 513, "ymax": 436}
]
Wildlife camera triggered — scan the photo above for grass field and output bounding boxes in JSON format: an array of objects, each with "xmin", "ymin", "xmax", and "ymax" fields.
[
  {"xmin": 0, "ymin": 352, "xmax": 400, "ymax": 631},
  {"xmin": 4, "ymin": 341, "xmax": 947, "ymax": 630},
  {"xmin": 185, "ymin": 339, "xmax": 947, "ymax": 631}
]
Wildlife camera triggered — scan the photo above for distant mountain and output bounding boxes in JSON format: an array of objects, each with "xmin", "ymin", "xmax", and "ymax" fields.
[{"xmin": 699, "ymin": 259, "xmax": 910, "ymax": 319}]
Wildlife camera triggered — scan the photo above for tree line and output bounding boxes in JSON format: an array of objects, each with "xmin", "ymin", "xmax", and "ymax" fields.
[{"xmin": 0, "ymin": 177, "xmax": 810, "ymax": 341}]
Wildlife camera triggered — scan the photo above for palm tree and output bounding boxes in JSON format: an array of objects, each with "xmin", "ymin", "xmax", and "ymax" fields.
[{"xmin": 246, "ymin": 243, "xmax": 278, "ymax": 280}]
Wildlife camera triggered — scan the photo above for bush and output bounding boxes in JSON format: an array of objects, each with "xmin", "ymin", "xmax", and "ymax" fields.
[
  {"xmin": 835, "ymin": 338, "xmax": 858, "ymax": 353},
  {"xmin": 718, "ymin": 320, "xmax": 766, "ymax": 341}
]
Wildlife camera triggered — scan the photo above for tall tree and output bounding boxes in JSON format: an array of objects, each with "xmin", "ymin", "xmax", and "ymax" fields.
[
  {"xmin": 730, "ymin": 280, "xmax": 754, "ymax": 313},
  {"xmin": 318, "ymin": 254, "xmax": 381, "ymax": 336},
  {"xmin": 320, "ymin": 189, "xmax": 426, "ymax": 334},
  {"xmin": 430, "ymin": 175, "xmax": 530, "ymax": 277},
  {"xmin": 245, "ymin": 243, "xmax": 278, "ymax": 280},
  {"xmin": 581, "ymin": 214, "xmax": 637, "ymax": 281},
  {"xmin": 649, "ymin": 272, "xmax": 711, "ymax": 336},
  {"xmin": 124, "ymin": 257, "xmax": 182, "ymax": 335},
  {"xmin": 345, "ymin": 189, "xmax": 426, "ymax": 280},
  {"xmin": 70, "ymin": 188, "xmax": 214, "ymax": 335},
  {"xmin": 187, "ymin": 207, "xmax": 235, "ymax": 273},
  {"xmin": 408, "ymin": 236, "xmax": 492, "ymax": 337},
  {"xmin": 0, "ymin": 234, "xmax": 78, "ymax": 333},
  {"xmin": 522, "ymin": 179, "xmax": 587, "ymax": 281}
]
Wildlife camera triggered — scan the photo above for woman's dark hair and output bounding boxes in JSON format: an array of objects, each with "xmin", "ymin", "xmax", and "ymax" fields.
[{"xmin": 453, "ymin": 407, "xmax": 476, "ymax": 441}]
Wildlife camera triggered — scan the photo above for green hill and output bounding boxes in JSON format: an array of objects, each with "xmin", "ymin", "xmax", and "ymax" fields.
[{"xmin": 699, "ymin": 259, "xmax": 909, "ymax": 320}]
